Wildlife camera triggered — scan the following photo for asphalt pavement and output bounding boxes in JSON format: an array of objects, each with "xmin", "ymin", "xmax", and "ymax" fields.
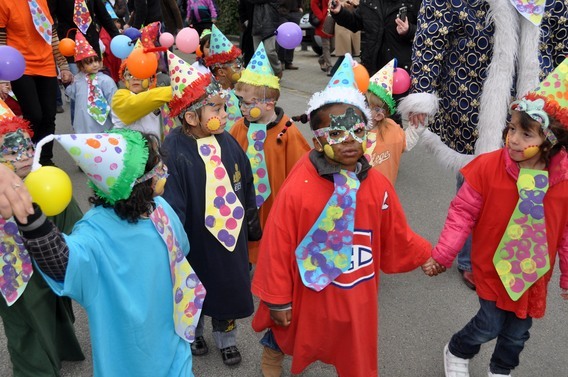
[{"xmin": 0, "ymin": 47, "xmax": 566, "ymax": 377}]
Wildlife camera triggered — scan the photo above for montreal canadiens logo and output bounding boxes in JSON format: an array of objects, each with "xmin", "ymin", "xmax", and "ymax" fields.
[{"xmin": 331, "ymin": 229, "xmax": 374, "ymax": 289}]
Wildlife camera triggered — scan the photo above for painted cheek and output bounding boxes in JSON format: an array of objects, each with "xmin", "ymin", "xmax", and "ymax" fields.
[
  {"xmin": 206, "ymin": 116, "xmax": 222, "ymax": 131},
  {"xmin": 231, "ymin": 72, "xmax": 241, "ymax": 82},
  {"xmin": 323, "ymin": 144, "xmax": 335, "ymax": 159},
  {"xmin": 154, "ymin": 178, "xmax": 167, "ymax": 194},
  {"xmin": 522, "ymin": 145, "xmax": 540, "ymax": 159},
  {"xmin": 249, "ymin": 107, "xmax": 261, "ymax": 119}
]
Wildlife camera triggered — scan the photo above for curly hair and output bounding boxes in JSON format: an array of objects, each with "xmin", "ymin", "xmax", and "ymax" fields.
[{"xmin": 88, "ymin": 133, "xmax": 163, "ymax": 223}]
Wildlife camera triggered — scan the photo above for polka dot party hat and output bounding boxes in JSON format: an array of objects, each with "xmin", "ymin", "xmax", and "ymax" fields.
[
  {"xmin": 54, "ymin": 129, "xmax": 149, "ymax": 204},
  {"xmin": 510, "ymin": 56, "xmax": 568, "ymax": 142},
  {"xmin": 140, "ymin": 22, "xmax": 161, "ymax": 49},
  {"xmin": 203, "ymin": 24, "xmax": 242, "ymax": 67},
  {"xmin": 368, "ymin": 59, "xmax": 396, "ymax": 115},
  {"xmin": 307, "ymin": 53, "xmax": 371, "ymax": 125},
  {"xmin": 74, "ymin": 32, "xmax": 97, "ymax": 62},
  {"xmin": 166, "ymin": 50, "xmax": 217, "ymax": 117},
  {"xmin": 237, "ymin": 42, "xmax": 279, "ymax": 90}
]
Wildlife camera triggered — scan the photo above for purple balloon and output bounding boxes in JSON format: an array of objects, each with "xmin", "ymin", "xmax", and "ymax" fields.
[
  {"xmin": 0, "ymin": 46, "xmax": 26, "ymax": 81},
  {"xmin": 123, "ymin": 27, "xmax": 141, "ymax": 41},
  {"xmin": 276, "ymin": 22, "xmax": 303, "ymax": 49}
]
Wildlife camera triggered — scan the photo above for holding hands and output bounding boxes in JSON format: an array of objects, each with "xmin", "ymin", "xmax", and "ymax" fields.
[{"xmin": 422, "ymin": 257, "xmax": 446, "ymax": 276}]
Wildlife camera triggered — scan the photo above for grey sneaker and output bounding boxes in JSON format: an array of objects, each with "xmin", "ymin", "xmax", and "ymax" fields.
[{"xmin": 444, "ymin": 344, "xmax": 470, "ymax": 377}]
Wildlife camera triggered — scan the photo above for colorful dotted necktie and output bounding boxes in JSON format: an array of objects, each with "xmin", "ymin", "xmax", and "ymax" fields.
[
  {"xmin": 295, "ymin": 170, "xmax": 360, "ymax": 291},
  {"xmin": 161, "ymin": 104, "xmax": 177, "ymax": 140},
  {"xmin": 73, "ymin": 0, "xmax": 92, "ymax": 35},
  {"xmin": 246, "ymin": 123, "xmax": 271, "ymax": 208},
  {"xmin": 0, "ymin": 218, "xmax": 34, "ymax": 306},
  {"xmin": 225, "ymin": 90, "xmax": 243, "ymax": 132},
  {"xmin": 363, "ymin": 130, "xmax": 377, "ymax": 164},
  {"xmin": 493, "ymin": 169, "xmax": 550, "ymax": 301},
  {"xmin": 87, "ymin": 74, "xmax": 110, "ymax": 125},
  {"xmin": 196, "ymin": 136, "xmax": 244, "ymax": 251},
  {"xmin": 27, "ymin": 0, "xmax": 53, "ymax": 45},
  {"xmin": 150, "ymin": 205, "xmax": 206, "ymax": 343}
]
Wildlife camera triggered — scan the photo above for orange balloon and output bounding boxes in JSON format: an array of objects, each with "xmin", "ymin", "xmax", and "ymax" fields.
[
  {"xmin": 126, "ymin": 48, "xmax": 158, "ymax": 79},
  {"xmin": 353, "ymin": 63, "xmax": 370, "ymax": 93},
  {"xmin": 196, "ymin": 45, "xmax": 202, "ymax": 58},
  {"xmin": 59, "ymin": 38, "xmax": 76, "ymax": 57}
]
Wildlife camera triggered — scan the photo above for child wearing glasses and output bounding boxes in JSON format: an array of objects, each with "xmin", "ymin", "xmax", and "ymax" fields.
[
  {"xmin": 230, "ymin": 42, "xmax": 310, "ymax": 267},
  {"xmin": 251, "ymin": 54, "xmax": 434, "ymax": 377},
  {"xmin": 364, "ymin": 59, "xmax": 425, "ymax": 184}
]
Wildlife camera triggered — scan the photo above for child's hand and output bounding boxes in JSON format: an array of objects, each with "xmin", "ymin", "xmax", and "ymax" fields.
[
  {"xmin": 561, "ymin": 289, "xmax": 568, "ymax": 300},
  {"xmin": 421, "ymin": 257, "xmax": 446, "ymax": 276},
  {"xmin": 270, "ymin": 309, "xmax": 292, "ymax": 327}
]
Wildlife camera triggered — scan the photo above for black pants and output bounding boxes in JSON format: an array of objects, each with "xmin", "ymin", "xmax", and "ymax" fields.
[
  {"xmin": 277, "ymin": 11, "xmax": 302, "ymax": 65},
  {"xmin": 11, "ymin": 75, "xmax": 58, "ymax": 164}
]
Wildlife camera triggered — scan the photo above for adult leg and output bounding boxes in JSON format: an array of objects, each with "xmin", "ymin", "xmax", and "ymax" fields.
[
  {"xmin": 11, "ymin": 75, "xmax": 58, "ymax": 165},
  {"xmin": 254, "ymin": 35, "xmax": 282, "ymax": 75},
  {"xmin": 321, "ymin": 37, "xmax": 332, "ymax": 74},
  {"xmin": 489, "ymin": 314, "xmax": 532, "ymax": 375},
  {"xmin": 68, "ymin": 63, "xmax": 79, "ymax": 125},
  {"xmin": 212, "ymin": 318, "xmax": 241, "ymax": 365}
]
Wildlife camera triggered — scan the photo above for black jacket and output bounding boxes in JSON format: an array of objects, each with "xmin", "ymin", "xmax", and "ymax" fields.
[
  {"xmin": 248, "ymin": 0, "xmax": 281, "ymax": 39},
  {"xmin": 332, "ymin": 0, "xmax": 419, "ymax": 75},
  {"xmin": 51, "ymin": 0, "xmax": 120, "ymax": 62},
  {"xmin": 127, "ymin": 0, "xmax": 163, "ymax": 29}
]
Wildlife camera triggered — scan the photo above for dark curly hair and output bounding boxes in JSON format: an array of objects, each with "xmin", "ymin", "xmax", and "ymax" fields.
[
  {"xmin": 88, "ymin": 133, "xmax": 163, "ymax": 223},
  {"xmin": 504, "ymin": 111, "xmax": 568, "ymax": 166}
]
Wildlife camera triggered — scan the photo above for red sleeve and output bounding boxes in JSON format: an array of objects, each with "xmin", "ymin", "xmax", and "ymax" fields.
[
  {"xmin": 379, "ymin": 183, "xmax": 432, "ymax": 273},
  {"xmin": 558, "ymin": 222, "xmax": 568, "ymax": 290}
]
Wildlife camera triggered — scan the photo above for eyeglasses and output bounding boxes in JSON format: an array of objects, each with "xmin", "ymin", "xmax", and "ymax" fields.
[
  {"xmin": 236, "ymin": 96, "xmax": 270, "ymax": 109},
  {"xmin": 224, "ymin": 58, "xmax": 243, "ymax": 71},
  {"xmin": 313, "ymin": 123, "xmax": 367, "ymax": 145},
  {"xmin": 135, "ymin": 161, "xmax": 169, "ymax": 184}
]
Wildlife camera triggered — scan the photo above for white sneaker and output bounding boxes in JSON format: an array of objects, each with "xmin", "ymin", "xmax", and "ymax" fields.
[
  {"xmin": 488, "ymin": 371, "xmax": 511, "ymax": 376},
  {"xmin": 444, "ymin": 344, "xmax": 470, "ymax": 377}
]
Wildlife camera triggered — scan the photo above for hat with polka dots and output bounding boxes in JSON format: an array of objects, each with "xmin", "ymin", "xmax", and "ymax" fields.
[
  {"xmin": 203, "ymin": 25, "xmax": 242, "ymax": 67},
  {"xmin": 237, "ymin": 42, "xmax": 279, "ymax": 90},
  {"xmin": 368, "ymin": 59, "xmax": 396, "ymax": 115},
  {"xmin": 54, "ymin": 129, "xmax": 149, "ymax": 204},
  {"xmin": 74, "ymin": 32, "xmax": 97, "ymax": 62},
  {"xmin": 307, "ymin": 53, "xmax": 371, "ymax": 125},
  {"xmin": 140, "ymin": 22, "xmax": 161, "ymax": 49}
]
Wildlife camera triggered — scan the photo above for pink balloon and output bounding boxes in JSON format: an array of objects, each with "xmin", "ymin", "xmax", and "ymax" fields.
[
  {"xmin": 159, "ymin": 32, "xmax": 175, "ymax": 48},
  {"xmin": 392, "ymin": 67, "xmax": 411, "ymax": 94},
  {"xmin": 175, "ymin": 27, "xmax": 199, "ymax": 53}
]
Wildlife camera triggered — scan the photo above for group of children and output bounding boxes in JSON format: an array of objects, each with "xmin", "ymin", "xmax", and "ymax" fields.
[{"xmin": 1, "ymin": 18, "xmax": 567, "ymax": 377}]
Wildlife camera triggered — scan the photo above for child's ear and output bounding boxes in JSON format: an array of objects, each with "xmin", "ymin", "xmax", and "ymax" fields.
[
  {"xmin": 184, "ymin": 111, "xmax": 199, "ymax": 126},
  {"xmin": 266, "ymin": 100, "xmax": 276, "ymax": 111},
  {"xmin": 373, "ymin": 111, "xmax": 385, "ymax": 123},
  {"xmin": 216, "ymin": 68, "xmax": 228, "ymax": 78}
]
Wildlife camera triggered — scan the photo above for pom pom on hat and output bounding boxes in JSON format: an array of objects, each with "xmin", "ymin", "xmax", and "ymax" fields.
[
  {"xmin": 307, "ymin": 54, "xmax": 371, "ymax": 125},
  {"xmin": 203, "ymin": 25, "xmax": 242, "ymax": 67},
  {"xmin": 237, "ymin": 42, "xmax": 279, "ymax": 90}
]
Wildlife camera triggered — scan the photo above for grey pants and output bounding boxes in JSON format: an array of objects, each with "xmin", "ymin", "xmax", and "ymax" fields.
[
  {"xmin": 195, "ymin": 315, "xmax": 238, "ymax": 349},
  {"xmin": 253, "ymin": 35, "xmax": 283, "ymax": 74}
]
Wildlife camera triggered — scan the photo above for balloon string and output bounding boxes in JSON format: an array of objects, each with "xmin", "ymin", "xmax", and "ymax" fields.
[
  {"xmin": 32, "ymin": 135, "xmax": 55, "ymax": 172},
  {"xmin": 65, "ymin": 28, "xmax": 80, "ymax": 39}
]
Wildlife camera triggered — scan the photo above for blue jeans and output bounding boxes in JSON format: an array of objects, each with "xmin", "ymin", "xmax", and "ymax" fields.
[
  {"xmin": 260, "ymin": 329, "xmax": 282, "ymax": 352},
  {"xmin": 456, "ymin": 173, "xmax": 472, "ymax": 272},
  {"xmin": 449, "ymin": 298, "xmax": 533, "ymax": 375}
]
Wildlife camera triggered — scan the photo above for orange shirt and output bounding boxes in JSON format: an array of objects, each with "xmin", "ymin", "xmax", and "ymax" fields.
[
  {"xmin": 230, "ymin": 114, "xmax": 311, "ymax": 263},
  {"xmin": 367, "ymin": 118, "xmax": 405, "ymax": 184},
  {"xmin": 0, "ymin": 0, "xmax": 56, "ymax": 77}
]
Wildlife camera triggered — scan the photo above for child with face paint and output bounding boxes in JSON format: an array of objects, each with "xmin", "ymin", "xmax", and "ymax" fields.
[
  {"xmin": 365, "ymin": 59, "xmax": 425, "ymax": 184},
  {"xmin": 191, "ymin": 29, "xmax": 212, "ymax": 75},
  {"xmin": 65, "ymin": 33, "xmax": 117, "ymax": 133},
  {"xmin": 0, "ymin": 115, "xmax": 85, "ymax": 376},
  {"xmin": 13, "ymin": 128, "xmax": 200, "ymax": 376},
  {"xmin": 251, "ymin": 54, "xmax": 433, "ymax": 377},
  {"xmin": 161, "ymin": 52, "xmax": 261, "ymax": 367},
  {"xmin": 426, "ymin": 59, "xmax": 568, "ymax": 377},
  {"xmin": 230, "ymin": 42, "xmax": 310, "ymax": 266}
]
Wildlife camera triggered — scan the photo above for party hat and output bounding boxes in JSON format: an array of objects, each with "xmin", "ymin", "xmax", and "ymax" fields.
[
  {"xmin": 74, "ymin": 32, "xmax": 97, "ymax": 62},
  {"xmin": 54, "ymin": 129, "xmax": 149, "ymax": 204},
  {"xmin": 200, "ymin": 28, "xmax": 212, "ymax": 39},
  {"xmin": 307, "ymin": 53, "xmax": 371, "ymax": 123},
  {"xmin": 167, "ymin": 51, "xmax": 223, "ymax": 117},
  {"xmin": 204, "ymin": 24, "xmax": 242, "ymax": 67},
  {"xmin": 510, "ymin": 57, "xmax": 568, "ymax": 142},
  {"xmin": 368, "ymin": 59, "xmax": 396, "ymax": 115},
  {"xmin": 0, "ymin": 99, "xmax": 15, "ymax": 122},
  {"xmin": 237, "ymin": 42, "xmax": 279, "ymax": 90},
  {"xmin": 140, "ymin": 21, "xmax": 161, "ymax": 49}
]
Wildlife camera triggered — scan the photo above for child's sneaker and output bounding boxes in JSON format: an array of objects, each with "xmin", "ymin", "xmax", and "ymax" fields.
[
  {"xmin": 190, "ymin": 336, "xmax": 209, "ymax": 356},
  {"xmin": 488, "ymin": 371, "xmax": 511, "ymax": 376},
  {"xmin": 444, "ymin": 344, "xmax": 470, "ymax": 376},
  {"xmin": 220, "ymin": 345, "xmax": 242, "ymax": 366}
]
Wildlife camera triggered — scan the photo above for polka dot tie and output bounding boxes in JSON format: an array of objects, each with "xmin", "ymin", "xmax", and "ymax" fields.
[
  {"xmin": 73, "ymin": 0, "xmax": 92, "ymax": 35},
  {"xmin": 0, "ymin": 218, "xmax": 34, "ymax": 306},
  {"xmin": 246, "ymin": 123, "xmax": 271, "ymax": 208},
  {"xmin": 225, "ymin": 90, "xmax": 243, "ymax": 132},
  {"xmin": 295, "ymin": 170, "xmax": 359, "ymax": 291},
  {"xmin": 363, "ymin": 130, "xmax": 377, "ymax": 164},
  {"xmin": 27, "ymin": 0, "xmax": 53, "ymax": 45},
  {"xmin": 196, "ymin": 136, "xmax": 244, "ymax": 252},
  {"xmin": 87, "ymin": 74, "xmax": 110, "ymax": 125},
  {"xmin": 150, "ymin": 205, "xmax": 206, "ymax": 342},
  {"xmin": 493, "ymin": 168, "xmax": 550, "ymax": 301}
]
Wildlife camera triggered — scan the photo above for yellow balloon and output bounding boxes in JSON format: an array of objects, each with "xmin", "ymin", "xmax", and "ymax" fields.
[{"xmin": 24, "ymin": 166, "xmax": 73, "ymax": 216}]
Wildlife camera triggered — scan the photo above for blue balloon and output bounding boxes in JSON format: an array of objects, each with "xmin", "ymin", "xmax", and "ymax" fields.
[
  {"xmin": 110, "ymin": 35, "xmax": 135, "ymax": 59},
  {"xmin": 123, "ymin": 27, "xmax": 141, "ymax": 41},
  {"xmin": 276, "ymin": 22, "xmax": 303, "ymax": 50},
  {"xmin": 0, "ymin": 46, "xmax": 26, "ymax": 81}
]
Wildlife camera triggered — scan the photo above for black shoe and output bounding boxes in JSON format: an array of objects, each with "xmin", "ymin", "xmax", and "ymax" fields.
[
  {"xmin": 56, "ymin": 105, "xmax": 64, "ymax": 113},
  {"xmin": 191, "ymin": 336, "xmax": 209, "ymax": 356},
  {"xmin": 221, "ymin": 346, "xmax": 242, "ymax": 366},
  {"xmin": 285, "ymin": 63, "xmax": 299, "ymax": 70}
]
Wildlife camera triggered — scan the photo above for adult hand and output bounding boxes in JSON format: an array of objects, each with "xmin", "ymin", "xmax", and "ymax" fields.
[
  {"xmin": 329, "ymin": 0, "xmax": 342, "ymax": 14},
  {"xmin": 409, "ymin": 112, "xmax": 428, "ymax": 127},
  {"xmin": 270, "ymin": 309, "xmax": 292, "ymax": 327},
  {"xmin": 60, "ymin": 69, "xmax": 74, "ymax": 84},
  {"xmin": 0, "ymin": 164, "xmax": 34, "ymax": 223},
  {"xmin": 395, "ymin": 16, "xmax": 409, "ymax": 35}
]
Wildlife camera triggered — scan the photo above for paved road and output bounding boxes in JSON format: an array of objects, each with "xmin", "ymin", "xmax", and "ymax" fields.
[{"xmin": 1, "ymin": 48, "xmax": 566, "ymax": 377}]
